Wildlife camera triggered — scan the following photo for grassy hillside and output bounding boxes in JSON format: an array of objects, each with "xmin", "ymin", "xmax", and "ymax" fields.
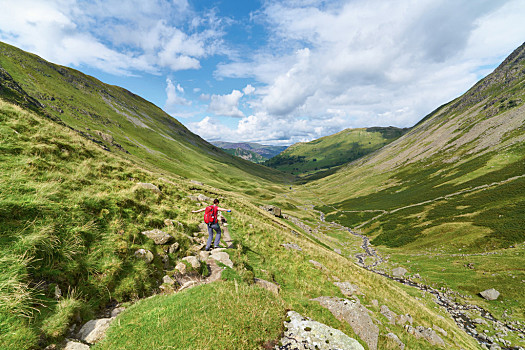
[
  {"xmin": 0, "ymin": 41, "xmax": 292, "ymax": 197},
  {"xmin": 264, "ymin": 127, "xmax": 408, "ymax": 177},
  {"xmin": 292, "ymin": 42, "xmax": 525, "ymax": 326},
  {"xmin": 0, "ymin": 100, "xmax": 480, "ymax": 349},
  {"xmin": 221, "ymin": 147, "xmax": 267, "ymax": 163}
]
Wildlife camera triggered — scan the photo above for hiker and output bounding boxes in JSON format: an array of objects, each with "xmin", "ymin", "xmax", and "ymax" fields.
[{"xmin": 192, "ymin": 199, "xmax": 232, "ymax": 251}]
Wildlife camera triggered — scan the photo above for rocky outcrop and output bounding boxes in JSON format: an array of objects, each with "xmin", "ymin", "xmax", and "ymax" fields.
[
  {"xmin": 313, "ymin": 296, "xmax": 379, "ymax": 350},
  {"xmin": 136, "ymin": 182, "xmax": 161, "ymax": 193},
  {"xmin": 380, "ymin": 305, "xmax": 397, "ymax": 325},
  {"xmin": 77, "ymin": 318, "xmax": 113, "ymax": 344},
  {"xmin": 142, "ymin": 229, "xmax": 172, "ymax": 245},
  {"xmin": 134, "ymin": 249, "xmax": 154, "ymax": 263},
  {"xmin": 209, "ymin": 249, "xmax": 233, "ymax": 268},
  {"xmin": 334, "ymin": 282, "xmax": 360, "ymax": 297},
  {"xmin": 64, "ymin": 341, "xmax": 90, "ymax": 350},
  {"xmin": 182, "ymin": 256, "xmax": 201, "ymax": 269},
  {"xmin": 276, "ymin": 311, "xmax": 364, "ymax": 350},
  {"xmin": 282, "ymin": 243, "xmax": 302, "ymax": 251},
  {"xmin": 385, "ymin": 333, "xmax": 405, "ymax": 350},
  {"xmin": 405, "ymin": 325, "xmax": 445, "ymax": 347},
  {"xmin": 260, "ymin": 205, "xmax": 281, "ymax": 217},
  {"xmin": 392, "ymin": 267, "xmax": 407, "ymax": 277},
  {"xmin": 254, "ymin": 278, "xmax": 280, "ymax": 295}
]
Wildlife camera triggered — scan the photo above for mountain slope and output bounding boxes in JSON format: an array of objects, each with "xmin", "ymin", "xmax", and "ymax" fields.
[
  {"xmin": 264, "ymin": 127, "xmax": 408, "ymax": 177},
  {"xmin": 212, "ymin": 141, "xmax": 287, "ymax": 160},
  {"xmin": 0, "ymin": 41, "xmax": 291, "ymax": 195},
  {"xmin": 294, "ymin": 42, "xmax": 525, "ymax": 327}
]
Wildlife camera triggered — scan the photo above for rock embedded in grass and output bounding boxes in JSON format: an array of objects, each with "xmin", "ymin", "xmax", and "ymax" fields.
[
  {"xmin": 77, "ymin": 318, "xmax": 114, "ymax": 344},
  {"xmin": 278, "ymin": 311, "xmax": 365, "ymax": 350},
  {"xmin": 480, "ymin": 288, "xmax": 500, "ymax": 300},
  {"xmin": 142, "ymin": 229, "xmax": 172, "ymax": 245},
  {"xmin": 136, "ymin": 182, "xmax": 161, "ymax": 193},
  {"xmin": 134, "ymin": 249, "xmax": 154, "ymax": 263},
  {"xmin": 392, "ymin": 267, "xmax": 408, "ymax": 277}
]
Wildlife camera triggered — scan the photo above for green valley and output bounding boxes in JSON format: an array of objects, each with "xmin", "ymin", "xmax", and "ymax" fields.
[{"xmin": 1, "ymin": 39, "xmax": 524, "ymax": 350}]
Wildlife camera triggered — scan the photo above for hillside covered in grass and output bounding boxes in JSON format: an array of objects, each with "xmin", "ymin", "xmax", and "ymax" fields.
[
  {"xmin": 0, "ymin": 41, "xmax": 291, "ymax": 197},
  {"xmin": 264, "ymin": 127, "xmax": 408, "ymax": 177},
  {"xmin": 0, "ymin": 100, "xmax": 481, "ymax": 349},
  {"xmin": 294, "ymin": 42, "xmax": 525, "ymax": 328}
]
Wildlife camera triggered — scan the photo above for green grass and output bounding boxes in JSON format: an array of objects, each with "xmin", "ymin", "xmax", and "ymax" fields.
[
  {"xmin": 94, "ymin": 282, "xmax": 286, "ymax": 350},
  {"xmin": 264, "ymin": 127, "xmax": 407, "ymax": 176}
]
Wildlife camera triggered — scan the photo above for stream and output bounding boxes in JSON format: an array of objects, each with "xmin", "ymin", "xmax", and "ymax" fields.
[{"xmin": 315, "ymin": 210, "xmax": 525, "ymax": 349}]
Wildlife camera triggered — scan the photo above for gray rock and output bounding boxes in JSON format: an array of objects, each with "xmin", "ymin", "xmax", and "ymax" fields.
[
  {"xmin": 313, "ymin": 297, "xmax": 379, "ymax": 350},
  {"xmin": 134, "ymin": 249, "xmax": 154, "ymax": 263},
  {"xmin": 260, "ymin": 205, "xmax": 281, "ymax": 217},
  {"xmin": 334, "ymin": 248, "xmax": 342, "ymax": 255},
  {"xmin": 480, "ymin": 288, "xmax": 500, "ymax": 300},
  {"xmin": 197, "ymin": 194, "xmax": 212, "ymax": 202},
  {"xmin": 396, "ymin": 314, "xmax": 413, "ymax": 326},
  {"xmin": 209, "ymin": 251, "xmax": 233, "ymax": 268},
  {"xmin": 182, "ymin": 256, "xmax": 201, "ymax": 269},
  {"xmin": 385, "ymin": 333, "xmax": 405, "ymax": 350},
  {"xmin": 190, "ymin": 180, "xmax": 203, "ymax": 186},
  {"xmin": 334, "ymin": 282, "xmax": 360, "ymax": 297},
  {"xmin": 254, "ymin": 278, "xmax": 280, "ymax": 295},
  {"xmin": 380, "ymin": 305, "xmax": 397, "ymax": 324},
  {"xmin": 413, "ymin": 273, "xmax": 421, "ymax": 279},
  {"xmin": 168, "ymin": 242, "xmax": 180, "ymax": 254},
  {"xmin": 136, "ymin": 182, "xmax": 161, "ymax": 193},
  {"xmin": 162, "ymin": 275, "xmax": 176, "ymax": 285},
  {"xmin": 142, "ymin": 229, "xmax": 172, "ymax": 245},
  {"xmin": 371, "ymin": 299, "xmax": 379, "ymax": 307},
  {"xmin": 433, "ymin": 324, "xmax": 447, "ymax": 336},
  {"xmin": 282, "ymin": 243, "xmax": 302, "ymax": 251},
  {"xmin": 405, "ymin": 325, "xmax": 445, "ymax": 347},
  {"xmin": 77, "ymin": 318, "xmax": 113, "ymax": 344},
  {"xmin": 199, "ymin": 250, "xmax": 211, "ymax": 261},
  {"xmin": 64, "ymin": 341, "xmax": 90, "ymax": 350},
  {"xmin": 392, "ymin": 267, "xmax": 408, "ymax": 277},
  {"xmin": 110, "ymin": 307, "xmax": 125, "ymax": 318},
  {"xmin": 309, "ymin": 260, "xmax": 327, "ymax": 271},
  {"xmin": 277, "ymin": 311, "xmax": 365, "ymax": 350},
  {"xmin": 175, "ymin": 262, "xmax": 187, "ymax": 274}
]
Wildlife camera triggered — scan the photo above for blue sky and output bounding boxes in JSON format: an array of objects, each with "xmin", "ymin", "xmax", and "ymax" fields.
[{"xmin": 1, "ymin": 0, "xmax": 524, "ymax": 145}]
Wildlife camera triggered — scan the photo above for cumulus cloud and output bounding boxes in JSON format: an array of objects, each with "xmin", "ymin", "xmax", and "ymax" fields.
[
  {"xmin": 0, "ymin": 0, "xmax": 223, "ymax": 75},
  {"xmin": 207, "ymin": 90, "xmax": 245, "ymax": 118},
  {"xmin": 243, "ymin": 84, "xmax": 255, "ymax": 95},
  {"xmin": 165, "ymin": 78, "xmax": 191, "ymax": 113},
  {"xmin": 215, "ymin": 0, "xmax": 522, "ymax": 143}
]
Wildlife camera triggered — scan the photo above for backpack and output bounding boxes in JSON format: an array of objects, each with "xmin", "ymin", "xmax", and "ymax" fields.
[{"xmin": 204, "ymin": 205, "xmax": 218, "ymax": 224}]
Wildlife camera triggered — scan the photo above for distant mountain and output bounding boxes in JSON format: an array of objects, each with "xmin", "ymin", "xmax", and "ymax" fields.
[
  {"xmin": 221, "ymin": 148, "xmax": 266, "ymax": 163},
  {"xmin": 264, "ymin": 126, "xmax": 408, "ymax": 177},
  {"xmin": 211, "ymin": 141, "xmax": 287, "ymax": 161}
]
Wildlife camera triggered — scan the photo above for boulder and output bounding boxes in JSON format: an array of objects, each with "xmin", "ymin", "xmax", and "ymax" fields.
[
  {"xmin": 197, "ymin": 194, "xmax": 212, "ymax": 202},
  {"xmin": 77, "ymin": 318, "xmax": 113, "ymax": 344},
  {"xmin": 64, "ymin": 341, "xmax": 90, "ymax": 350},
  {"xmin": 199, "ymin": 250, "xmax": 211, "ymax": 261},
  {"xmin": 396, "ymin": 314, "xmax": 413, "ymax": 326},
  {"xmin": 313, "ymin": 297, "xmax": 378, "ymax": 350},
  {"xmin": 142, "ymin": 229, "xmax": 172, "ymax": 245},
  {"xmin": 168, "ymin": 242, "xmax": 180, "ymax": 254},
  {"xmin": 480, "ymin": 288, "xmax": 500, "ymax": 301},
  {"xmin": 278, "ymin": 311, "xmax": 365, "ymax": 350},
  {"xmin": 334, "ymin": 282, "xmax": 360, "ymax": 297},
  {"xmin": 282, "ymin": 243, "xmax": 302, "ymax": 251},
  {"xmin": 162, "ymin": 275, "xmax": 176, "ymax": 285},
  {"xmin": 380, "ymin": 305, "xmax": 397, "ymax": 324},
  {"xmin": 385, "ymin": 333, "xmax": 405, "ymax": 350},
  {"xmin": 134, "ymin": 249, "xmax": 154, "ymax": 263},
  {"xmin": 182, "ymin": 256, "xmax": 201, "ymax": 269},
  {"xmin": 260, "ymin": 205, "xmax": 281, "ymax": 217},
  {"xmin": 392, "ymin": 267, "xmax": 408, "ymax": 277},
  {"xmin": 136, "ymin": 182, "xmax": 161, "ymax": 193},
  {"xmin": 175, "ymin": 262, "xmax": 187, "ymax": 274},
  {"xmin": 110, "ymin": 307, "xmax": 125, "ymax": 318},
  {"xmin": 309, "ymin": 260, "xmax": 327, "ymax": 271},
  {"xmin": 209, "ymin": 250, "xmax": 233, "ymax": 268},
  {"xmin": 190, "ymin": 180, "xmax": 203, "ymax": 186},
  {"xmin": 254, "ymin": 278, "xmax": 280, "ymax": 295},
  {"xmin": 405, "ymin": 325, "xmax": 445, "ymax": 347}
]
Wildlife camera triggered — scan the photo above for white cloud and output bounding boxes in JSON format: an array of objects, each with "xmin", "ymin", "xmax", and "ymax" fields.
[
  {"xmin": 207, "ymin": 90, "xmax": 245, "ymax": 118},
  {"xmin": 215, "ymin": 0, "xmax": 522, "ymax": 143},
  {"xmin": 243, "ymin": 84, "xmax": 255, "ymax": 95},
  {"xmin": 0, "ymin": 0, "xmax": 223, "ymax": 75},
  {"xmin": 165, "ymin": 78, "xmax": 191, "ymax": 112}
]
